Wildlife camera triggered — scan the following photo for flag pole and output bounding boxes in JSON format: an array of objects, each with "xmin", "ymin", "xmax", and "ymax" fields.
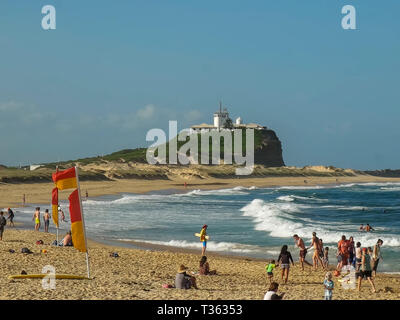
[
  {"xmin": 74, "ymin": 166, "xmax": 90, "ymax": 279},
  {"xmin": 55, "ymin": 166, "xmax": 59, "ymax": 245}
]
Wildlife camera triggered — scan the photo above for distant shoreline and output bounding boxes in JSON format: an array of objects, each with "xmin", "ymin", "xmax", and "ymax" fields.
[{"xmin": 2, "ymin": 173, "xmax": 400, "ymax": 209}]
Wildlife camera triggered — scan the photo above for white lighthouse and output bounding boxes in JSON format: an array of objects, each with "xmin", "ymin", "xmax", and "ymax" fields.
[{"xmin": 213, "ymin": 102, "xmax": 229, "ymax": 131}]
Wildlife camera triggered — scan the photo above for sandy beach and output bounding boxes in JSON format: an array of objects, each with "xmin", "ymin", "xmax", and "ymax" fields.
[
  {"xmin": 2, "ymin": 175, "xmax": 400, "ymax": 300},
  {"xmin": 0, "ymin": 229, "xmax": 399, "ymax": 300}
]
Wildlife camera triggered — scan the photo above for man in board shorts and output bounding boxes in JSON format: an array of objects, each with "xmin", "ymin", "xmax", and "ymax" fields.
[{"xmin": 293, "ymin": 234, "xmax": 312, "ymax": 271}]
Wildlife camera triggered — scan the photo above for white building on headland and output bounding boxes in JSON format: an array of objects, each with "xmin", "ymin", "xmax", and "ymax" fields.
[{"xmin": 190, "ymin": 102, "xmax": 266, "ymax": 133}]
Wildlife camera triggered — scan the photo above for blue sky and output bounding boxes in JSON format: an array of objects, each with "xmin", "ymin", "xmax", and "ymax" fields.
[{"xmin": 0, "ymin": 0, "xmax": 399, "ymax": 169}]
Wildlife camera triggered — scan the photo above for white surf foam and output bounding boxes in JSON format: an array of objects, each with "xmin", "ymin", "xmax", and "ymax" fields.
[
  {"xmin": 119, "ymin": 239, "xmax": 263, "ymax": 254},
  {"xmin": 240, "ymin": 199, "xmax": 400, "ymax": 247}
]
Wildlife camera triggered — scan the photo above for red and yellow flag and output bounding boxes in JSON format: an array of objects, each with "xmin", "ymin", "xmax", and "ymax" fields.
[
  {"xmin": 52, "ymin": 167, "xmax": 77, "ymax": 190},
  {"xmin": 51, "ymin": 187, "xmax": 59, "ymax": 228},
  {"xmin": 68, "ymin": 189, "xmax": 87, "ymax": 253}
]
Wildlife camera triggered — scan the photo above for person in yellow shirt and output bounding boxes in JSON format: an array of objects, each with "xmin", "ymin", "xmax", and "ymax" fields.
[{"xmin": 199, "ymin": 224, "xmax": 208, "ymax": 256}]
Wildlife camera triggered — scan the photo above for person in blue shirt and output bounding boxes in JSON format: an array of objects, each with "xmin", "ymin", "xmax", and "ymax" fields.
[{"xmin": 323, "ymin": 272, "xmax": 334, "ymax": 300}]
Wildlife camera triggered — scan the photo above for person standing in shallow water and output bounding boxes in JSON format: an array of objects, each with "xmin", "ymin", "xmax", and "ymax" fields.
[
  {"xmin": 32, "ymin": 207, "xmax": 40, "ymax": 231},
  {"xmin": 43, "ymin": 209, "xmax": 50, "ymax": 233}
]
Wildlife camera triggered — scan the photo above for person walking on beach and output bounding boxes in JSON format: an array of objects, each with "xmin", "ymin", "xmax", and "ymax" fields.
[
  {"xmin": 7, "ymin": 208, "xmax": 15, "ymax": 227},
  {"xmin": 43, "ymin": 209, "xmax": 50, "ymax": 233},
  {"xmin": 0, "ymin": 211, "xmax": 7, "ymax": 241},
  {"xmin": 372, "ymin": 239, "xmax": 383, "ymax": 278},
  {"xmin": 199, "ymin": 225, "xmax": 208, "ymax": 256},
  {"xmin": 348, "ymin": 236, "xmax": 355, "ymax": 266},
  {"xmin": 307, "ymin": 232, "xmax": 324, "ymax": 270},
  {"xmin": 293, "ymin": 234, "xmax": 312, "ymax": 271},
  {"xmin": 358, "ymin": 248, "xmax": 376, "ymax": 293},
  {"xmin": 337, "ymin": 235, "xmax": 349, "ymax": 270},
  {"xmin": 32, "ymin": 207, "xmax": 40, "ymax": 231},
  {"xmin": 277, "ymin": 245, "xmax": 294, "ymax": 284},
  {"xmin": 323, "ymin": 272, "xmax": 334, "ymax": 300},
  {"xmin": 355, "ymin": 242, "xmax": 362, "ymax": 271},
  {"xmin": 265, "ymin": 260, "xmax": 276, "ymax": 283}
]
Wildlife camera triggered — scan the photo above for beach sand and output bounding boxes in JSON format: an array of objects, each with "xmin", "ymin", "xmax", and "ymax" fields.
[{"xmin": 1, "ymin": 229, "xmax": 399, "ymax": 300}]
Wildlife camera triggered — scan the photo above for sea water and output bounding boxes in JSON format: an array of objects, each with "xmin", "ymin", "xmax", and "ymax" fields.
[{"xmin": 14, "ymin": 182, "xmax": 400, "ymax": 272}]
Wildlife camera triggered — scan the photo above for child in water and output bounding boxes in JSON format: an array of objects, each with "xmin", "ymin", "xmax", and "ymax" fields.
[
  {"xmin": 265, "ymin": 260, "xmax": 276, "ymax": 283},
  {"xmin": 323, "ymin": 272, "xmax": 334, "ymax": 300}
]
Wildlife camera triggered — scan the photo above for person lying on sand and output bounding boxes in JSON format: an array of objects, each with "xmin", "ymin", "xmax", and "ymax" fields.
[
  {"xmin": 175, "ymin": 265, "xmax": 198, "ymax": 289},
  {"xmin": 199, "ymin": 256, "xmax": 217, "ymax": 275}
]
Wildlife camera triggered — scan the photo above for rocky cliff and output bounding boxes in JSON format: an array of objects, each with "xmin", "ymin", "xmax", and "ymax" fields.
[{"xmin": 254, "ymin": 129, "xmax": 285, "ymax": 167}]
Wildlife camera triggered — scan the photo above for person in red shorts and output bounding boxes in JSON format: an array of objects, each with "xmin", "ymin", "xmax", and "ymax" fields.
[{"xmin": 337, "ymin": 235, "xmax": 349, "ymax": 270}]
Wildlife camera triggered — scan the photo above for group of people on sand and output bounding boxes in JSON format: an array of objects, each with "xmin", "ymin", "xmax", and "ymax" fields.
[
  {"xmin": 262, "ymin": 231, "xmax": 385, "ymax": 299},
  {"xmin": 174, "ymin": 224, "xmax": 217, "ymax": 290}
]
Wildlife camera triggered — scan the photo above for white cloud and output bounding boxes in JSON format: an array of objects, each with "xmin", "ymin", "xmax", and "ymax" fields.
[{"xmin": 136, "ymin": 104, "xmax": 156, "ymax": 120}]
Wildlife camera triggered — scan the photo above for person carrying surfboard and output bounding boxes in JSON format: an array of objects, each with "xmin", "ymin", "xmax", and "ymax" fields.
[{"xmin": 199, "ymin": 224, "xmax": 208, "ymax": 256}]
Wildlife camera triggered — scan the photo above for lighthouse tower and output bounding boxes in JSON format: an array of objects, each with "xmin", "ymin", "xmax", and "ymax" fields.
[{"xmin": 213, "ymin": 102, "xmax": 229, "ymax": 131}]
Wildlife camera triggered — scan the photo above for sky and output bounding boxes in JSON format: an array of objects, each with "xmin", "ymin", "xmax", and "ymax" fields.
[{"xmin": 0, "ymin": 0, "xmax": 399, "ymax": 170}]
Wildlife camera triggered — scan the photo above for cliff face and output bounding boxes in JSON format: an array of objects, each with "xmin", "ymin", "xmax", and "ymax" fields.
[{"xmin": 254, "ymin": 129, "xmax": 285, "ymax": 167}]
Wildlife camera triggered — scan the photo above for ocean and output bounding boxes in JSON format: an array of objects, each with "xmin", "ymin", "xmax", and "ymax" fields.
[{"xmin": 13, "ymin": 182, "xmax": 400, "ymax": 272}]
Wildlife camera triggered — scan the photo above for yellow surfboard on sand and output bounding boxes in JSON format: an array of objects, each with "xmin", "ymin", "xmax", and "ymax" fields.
[
  {"xmin": 9, "ymin": 274, "xmax": 90, "ymax": 280},
  {"xmin": 194, "ymin": 233, "xmax": 210, "ymax": 240}
]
